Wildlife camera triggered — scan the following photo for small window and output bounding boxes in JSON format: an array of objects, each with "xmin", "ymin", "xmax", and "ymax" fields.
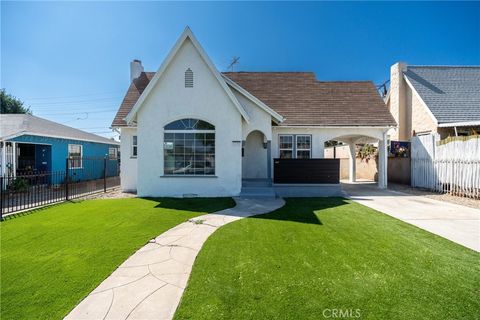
[
  {"xmin": 109, "ymin": 147, "xmax": 118, "ymax": 159},
  {"xmin": 68, "ymin": 144, "xmax": 83, "ymax": 168},
  {"xmin": 279, "ymin": 135, "xmax": 293, "ymax": 159},
  {"xmin": 185, "ymin": 68, "xmax": 193, "ymax": 88},
  {"xmin": 296, "ymin": 135, "xmax": 311, "ymax": 159},
  {"xmin": 132, "ymin": 135, "xmax": 138, "ymax": 157}
]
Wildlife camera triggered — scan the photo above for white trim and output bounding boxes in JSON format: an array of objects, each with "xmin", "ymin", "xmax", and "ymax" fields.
[
  {"xmin": 438, "ymin": 121, "xmax": 480, "ymax": 127},
  {"xmin": 68, "ymin": 144, "xmax": 83, "ymax": 169},
  {"xmin": 295, "ymin": 134, "xmax": 312, "ymax": 159},
  {"xmin": 163, "ymin": 130, "xmax": 215, "ymax": 133},
  {"xmin": 1, "ymin": 131, "xmax": 119, "ymax": 145},
  {"xmin": 403, "ymin": 74, "xmax": 439, "ymax": 126},
  {"xmin": 14, "ymin": 141, "xmax": 53, "ymax": 146},
  {"xmin": 279, "ymin": 134, "xmax": 294, "ymax": 158},
  {"xmin": 222, "ymin": 75, "xmax": 284, "ymax": 123},
  {"xmin": 131, "ymin": 135, "xmax": 138, "ymax": 158},
  {"xmin": 124, "ymin": 27, "xmax": 250, "ymax": 124}
]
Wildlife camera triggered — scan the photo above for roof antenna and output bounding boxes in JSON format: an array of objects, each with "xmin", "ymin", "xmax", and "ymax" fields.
[{"xmin": 227, "ymin": 56, "xmax": 240, "ymax": 72}]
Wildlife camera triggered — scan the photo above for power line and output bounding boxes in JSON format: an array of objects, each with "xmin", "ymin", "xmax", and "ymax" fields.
[
  {"xmin": 24, "ymin": 90, "xmax": 124, "ymax": 100},
  {"xmin": 28, "ymin": 96, "xmax": 122, "ymax": 106},
  {"xmin": 36, "ymin": 109, "xmax": 117, "ymax": 116}
]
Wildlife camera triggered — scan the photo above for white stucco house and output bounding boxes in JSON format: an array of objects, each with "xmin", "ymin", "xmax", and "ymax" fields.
[{"xmin": 111, "ymin": 27, "xmax": 396, "ymax": 197}]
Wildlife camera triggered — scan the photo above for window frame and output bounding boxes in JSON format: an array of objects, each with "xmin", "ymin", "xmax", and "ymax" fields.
[
  {"xmin": 131, "ymin": 135, "xmax": 138, "ymax": 158},
  {"xmin": 279, "ymin": 135, "xmax": 294, "ymax": 159},
  {"xmin": 68, "ymin": 144, "xmax": 83, "ymax": 169},
  {"xmin": 295, "ymin": 135, "xmax": 312, "ymax": 159},
  {"xmin": 163, "ymin": 119, "xmax": 215, "ymax": 176},
  {"xmin": 108, "ymin": 147, "xmax": 118, "ymax": 160}
]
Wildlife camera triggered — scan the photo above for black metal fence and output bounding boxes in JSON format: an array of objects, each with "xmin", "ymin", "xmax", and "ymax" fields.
[{"xmin": 0, "ymin": 157, "xmax": 120, "ymax": 218}]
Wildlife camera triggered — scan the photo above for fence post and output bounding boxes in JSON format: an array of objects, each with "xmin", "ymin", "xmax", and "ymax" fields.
[
  {"xmin": 0, "ymin": 176, "xmax": 3, "ymax": 220},
  {"xmin": 103, "ymin": 157, "xmax": 107, "ymax": 193},
  {"xmin": 65, "ymin": 158, "xmax": 69, "ymax": 201}
]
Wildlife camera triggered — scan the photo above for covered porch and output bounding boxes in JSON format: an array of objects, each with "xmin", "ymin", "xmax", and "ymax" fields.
[{"xmin": 0, "ymin": 141, "xmax": 52, "ymax": 176}]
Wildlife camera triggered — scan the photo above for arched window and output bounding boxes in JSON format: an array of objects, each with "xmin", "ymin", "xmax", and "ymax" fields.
[
  {"xmin": 185, "ymin": 68, "xmax": 193, "ymax": 88},
  {"xmin": 164, "ymin": 118, "xmax": 215, "ymax": 176}
]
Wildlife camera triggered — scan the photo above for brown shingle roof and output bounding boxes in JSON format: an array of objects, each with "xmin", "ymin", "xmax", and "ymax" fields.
[
  {"xmin": 112, "ymin": 72, "xmax": 155, "ymax": 127},
  {"xmin": 223, "ymin": 72, "xmax": 396, "ymax": 126},
  {"xmin": 112, "ymin": 71, "xmax": 396, "ymax": 127}
]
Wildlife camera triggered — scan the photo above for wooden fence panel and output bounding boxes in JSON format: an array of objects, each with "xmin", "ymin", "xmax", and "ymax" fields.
[
  {"xmin": 411, "ymin": 134, "xmax": 480, "ymax": 198},
  {"xmin": 273, "ymin": 158, "xmax": 340, "ymax": 184}
]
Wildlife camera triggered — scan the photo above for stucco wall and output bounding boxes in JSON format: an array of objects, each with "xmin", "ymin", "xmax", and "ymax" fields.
[
  {"xmin": 135, "ymin": 38, "xmax": 243, "ymax": 197},
  {"xmin": 120, "ymin": 127, "xmax": 137, "ymax": 192},
  {"xmin": 243, "ymin": 130, "xmax": 268, "ymax": 179}
]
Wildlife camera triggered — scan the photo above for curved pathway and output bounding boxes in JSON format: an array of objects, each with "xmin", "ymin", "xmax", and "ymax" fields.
[{"xmin": 65, "ymin": 197, "xmax": 285, "ymax": 320}]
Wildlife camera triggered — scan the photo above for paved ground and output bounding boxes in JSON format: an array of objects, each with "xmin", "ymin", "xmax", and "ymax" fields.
[
  {"xmin": 64, "ymin": 197, "xmax": 285, "ymax": 320},
  {"xmin": 342, "ymin": 182, "xmax": 480, "ymax": 252},
  {"xmin": 388, "ymin": 183, "xmax": 480, "ymax": 209}
]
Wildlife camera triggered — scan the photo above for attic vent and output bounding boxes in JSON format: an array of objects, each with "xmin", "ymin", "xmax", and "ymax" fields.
[{"xmin": 185, "ymin": 68, "xmax": 193, "ymax": 88}]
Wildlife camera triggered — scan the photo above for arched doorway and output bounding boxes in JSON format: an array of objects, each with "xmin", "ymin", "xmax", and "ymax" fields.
[{"xmin": 242, "ymin": 130, "xmax": 268, "ymax": 179}]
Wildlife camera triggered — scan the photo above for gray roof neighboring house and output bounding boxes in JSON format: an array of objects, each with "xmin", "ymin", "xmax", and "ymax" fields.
[
  {"xmin": 0, "ymin": 114, "xmax": 119, "ymax": 145},
  {"xmin": 403, "ymin": 66, "xmax": 480, "ymax": 125}
]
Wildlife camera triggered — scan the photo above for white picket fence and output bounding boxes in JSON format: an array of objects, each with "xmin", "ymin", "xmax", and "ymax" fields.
[{"xmin": 411, "ymin": 134, "xmax": 480, "ymax": 198}]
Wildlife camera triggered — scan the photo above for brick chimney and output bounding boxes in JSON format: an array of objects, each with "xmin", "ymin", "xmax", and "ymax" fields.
[
  {"xmin": 389, "ymin": 62, "xmax": 408, "ymax": 140},
  {"xmin": 130, "ymin": 59, "xmax": 144, "ymax": 82}
]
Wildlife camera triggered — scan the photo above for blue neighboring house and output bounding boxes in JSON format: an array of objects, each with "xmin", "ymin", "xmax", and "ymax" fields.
[{"xmin": 0, "ymin": 114, "xmax": 119, "ymax": 180}]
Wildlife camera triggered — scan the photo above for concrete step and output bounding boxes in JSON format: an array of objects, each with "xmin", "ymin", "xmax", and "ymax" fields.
[
  {"xmin": 240, "ymin": 186, "xmax": 276, "ymax": 198},
  {"xmin": 242, "ymin": 179, "xmax": 272, "ymax": 187}
]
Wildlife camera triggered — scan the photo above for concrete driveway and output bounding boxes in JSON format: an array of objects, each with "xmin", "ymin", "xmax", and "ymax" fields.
[{"xmin": 342, "ymin": 182, "xmax": 480, "ymax": 252}]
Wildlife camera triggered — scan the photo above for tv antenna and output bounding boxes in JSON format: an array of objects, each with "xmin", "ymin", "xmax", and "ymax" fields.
[{"xmin": 227, "ymin": 56, "xmax": 240, "ymax": 72}]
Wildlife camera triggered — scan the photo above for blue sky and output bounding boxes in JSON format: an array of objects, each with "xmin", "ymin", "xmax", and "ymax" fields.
[{"xmin": 2, "ymin": 1, "xmax": 479, "ymax": 139}]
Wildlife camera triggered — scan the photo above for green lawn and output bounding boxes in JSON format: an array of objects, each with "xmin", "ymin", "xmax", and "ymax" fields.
[
  {"xmin": 0, "ymin": 197, "xmax": 235, "ymax": 320},
  {"xmin": 175, "ymin": 198, "xmax": 480, "ymax": 320}
]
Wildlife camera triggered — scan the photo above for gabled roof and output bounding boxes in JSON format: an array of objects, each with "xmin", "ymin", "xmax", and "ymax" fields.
[
  {"xmin": 122, "ymin": 27, "xmax": 250, "ymax": 126},
  {"xmin": 1, "ymin": 114, "xmax": 119, "ymax": 145},
  {"xmin": 223, "ymin": 72, "xmax": 396, "ymax": 127},
  {"xmin": 113, "ymin": 71, "xmax": 396, "ymax": 128},
  {"xmin": 403, "ymin": 66, "xmax": 480, "ymax": 125}
]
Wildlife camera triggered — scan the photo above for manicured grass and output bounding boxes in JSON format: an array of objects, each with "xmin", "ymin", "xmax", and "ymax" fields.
[
  {"xmin": 0, "ymin": 197, "xmax": 235, "ymax": 320},
  {"xmin": 175, "ymin": 198, "xmax": 480, "ymax": 320}
]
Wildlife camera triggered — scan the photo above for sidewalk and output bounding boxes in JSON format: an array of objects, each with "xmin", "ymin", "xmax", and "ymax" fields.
[{"xmin": 65, "ymin": 197, "xmax": 285, "ymax": 320}]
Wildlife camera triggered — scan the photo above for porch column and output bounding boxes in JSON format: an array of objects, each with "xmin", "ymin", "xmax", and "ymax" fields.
[
  {"xmin": 348, "ymin": 140, "xmax": 356, "ymax": 183},
  {"xmin": 12, "ymin": 142, "xmax": 16, "ymax": 177},
  {"xmin": 378, "ymin": 132, "xmax": 388, "ymax": 189},
  {"xmin": 266, "ymin": 140, "xmax": 272, "ymax": 183},
  {"xmin": 0, "ymin": 141, "xmax": 5, "ymax": 176}
]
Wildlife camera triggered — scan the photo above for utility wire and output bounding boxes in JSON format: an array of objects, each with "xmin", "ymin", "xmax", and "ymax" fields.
[
  {"xmin": 28, "ymin": 96, "xmax": 122, "ymax": 106},
  {"xmin": 24, "ymin": 90, "xmax": 124, "ymax": 100},
  {"xmin": 36, "ymin": 109, "xmax": 117, "ymax": 116}
]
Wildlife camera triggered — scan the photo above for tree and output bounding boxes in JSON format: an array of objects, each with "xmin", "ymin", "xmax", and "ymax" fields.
[{"xmin": 0, "ymin": 89, "xmax": 31, "ymax": 114}]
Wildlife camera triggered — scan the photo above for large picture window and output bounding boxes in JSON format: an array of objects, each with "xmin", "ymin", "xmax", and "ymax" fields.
[
  {"xmin": 68, "ymin": 144, "xmax": 83, "ymax": 168},
  {"xmin": 164, "ymin": 118, "xmax": 215, "ymax": 176}
]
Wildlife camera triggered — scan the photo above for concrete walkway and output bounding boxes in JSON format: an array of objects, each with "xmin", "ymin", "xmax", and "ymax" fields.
[
  {"xmin": 65, "ymin": 197, "xmax": 285, "ymax": 320},
  {"xmin": 343, "ymin": 182, "xmax": 480, "ymax": 252}
]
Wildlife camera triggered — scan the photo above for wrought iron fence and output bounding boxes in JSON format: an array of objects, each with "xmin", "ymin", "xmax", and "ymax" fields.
[{"xmin": 0, "ymin": 157, "xmax": 120, "ymax": 218}]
